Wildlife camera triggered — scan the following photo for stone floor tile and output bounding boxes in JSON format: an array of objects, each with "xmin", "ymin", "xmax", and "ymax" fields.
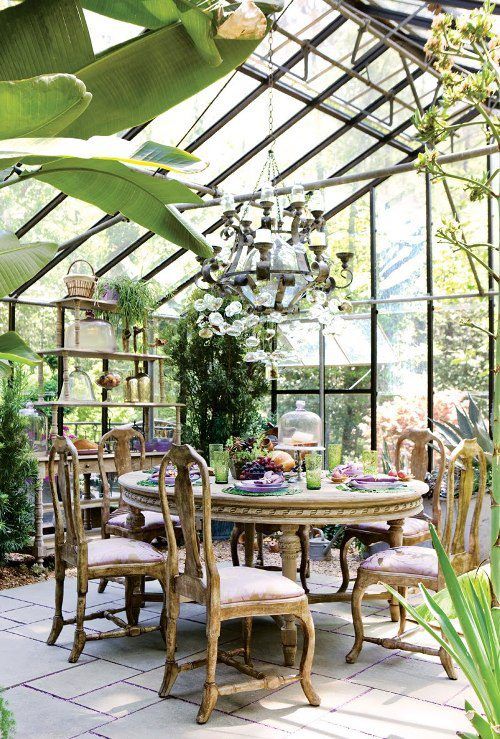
[
  {"xmin": 2, "ymin": 685, "xmax": 112, "ymax": 739},
  {"xmin": 0, "ymin": 594, "xmax": 32, "ymax": 613},
  {"xmin": 76, "ymin": 682, "xmax": 163, "ymax": 718},
  {"xmin": 232, "ymin": 673, "xmax": 368, "ymax": 732},
  {"xmin": 95, "ymin": 697, "xmax": 291, "ymax": 738},
  {"xmin": 4, "ymin": 578, "xmax": 118, "ymax": 612},
  {"xmin": 8, "ymin": 617, "xmax": 99, "ymax": 645},
  {"xmin": 307, "ymin": 687, "xmax": 470, "ymax": 738},
  {"xmin": 28, "ymin": 659, "xmax": 142, "ymax": 700},
  {"xmin": 350, "ymin": 654, "xmax": 467, "ymax": 704},
  {"xmin": 0, "ymin": 615, "xmax": 22, "ymax": 630},
  {"xmin": 0, "ymin": 603, "xmax": 56, "ymax": 624},
  {"xmin": 0, "ymin": 631, "xmax": 93, "ymax": 688},
  {"xmin": 297, "ymin": 719, "xmax": 378, "ymax": 738},
  {"xmin": 445, "ymin": 684, "xmax": 478, "ymax": 710}
]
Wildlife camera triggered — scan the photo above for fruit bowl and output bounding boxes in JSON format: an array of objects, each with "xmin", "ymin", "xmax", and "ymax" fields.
[{"xmin": 238, "ymin": 456, "xmax": 284, "ymax": 481}]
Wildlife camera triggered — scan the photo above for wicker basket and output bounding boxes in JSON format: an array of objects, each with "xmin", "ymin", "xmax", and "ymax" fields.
[{"xmin": 63, "ymin": 259, "xmax": 98, "ymax": 299}]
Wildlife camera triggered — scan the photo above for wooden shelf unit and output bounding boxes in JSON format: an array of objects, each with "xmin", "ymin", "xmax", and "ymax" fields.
[{"xmin": 38, "ymin": 348, "xmax": 164, "ymax": 362}]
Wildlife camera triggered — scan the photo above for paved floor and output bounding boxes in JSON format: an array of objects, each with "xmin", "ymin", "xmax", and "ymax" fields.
[{"xmin": 0, "ymin": 572, "xmax": 472, "ymax": 739}]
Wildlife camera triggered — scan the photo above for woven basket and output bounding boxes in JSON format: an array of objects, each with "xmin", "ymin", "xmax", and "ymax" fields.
[{"xmin": 63, "ymin": 259, "xmax": 98, "ymax": 299}]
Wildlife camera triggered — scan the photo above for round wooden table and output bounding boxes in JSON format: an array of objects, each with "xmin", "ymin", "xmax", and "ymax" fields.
[{"xmin": 118, "ymin": 471, "xmax": 426, "ymax": 665}]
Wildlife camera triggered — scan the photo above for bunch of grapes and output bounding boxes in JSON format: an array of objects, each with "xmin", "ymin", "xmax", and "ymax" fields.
[{"xmin": 239, "ymin": 456, "xmax": 284, "ymax": 480}]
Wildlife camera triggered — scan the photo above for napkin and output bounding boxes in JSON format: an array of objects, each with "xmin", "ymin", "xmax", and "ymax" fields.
[{"xmin": 252, "ymin": 471, "xmax": 285, "ymax": 487}]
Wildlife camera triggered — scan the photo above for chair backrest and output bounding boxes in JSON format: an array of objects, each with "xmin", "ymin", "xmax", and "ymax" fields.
[
  {"xmin": 48, "ymin": 436, "xmax": 85, "ymax": 559},
  {"xmin": 395, "ymin": 427, "xmax": 446, "ymax": 526},
  {"xmin": 98, "ymin": 426, "xmax": 146, "ymax": 518},
  {"xmin": 157, "ymin": 444, "xmax": 219, "ymax": 605},
  {"xmin": 440, "ymin": 438, "xmax": 486, "ymax": 581}
]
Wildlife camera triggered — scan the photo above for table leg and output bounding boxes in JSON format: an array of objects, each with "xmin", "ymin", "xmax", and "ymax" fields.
[
  {"xmin": 388, "ymin": 518, "xmax": 404, "ymax": 621},
  {"xmin": 83, "ymin": 473, "xmax": 92, "ymax": 531},
  {"xmin": 244, "ymin": 523, "xmax": 255, "ymax": 567},
  {"xmin": 279, "ymin": 524, "xmax": 301, "ymax": 667}
]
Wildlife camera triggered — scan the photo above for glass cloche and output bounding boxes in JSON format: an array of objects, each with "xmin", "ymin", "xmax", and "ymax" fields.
[
  {"xmin": 60, "ymin": 365, "xmax": 96, "ymax": 402},
  {"xmin": 19, "ymin": 402, "xmax": 48, "ymax": 455},
  {"xmin": 277, "ymin": 400, "xmax": 323, "ymax": 449},
  {"xmin": 65, "ymin": 311, "xmax": 117, "ymax": 352}
]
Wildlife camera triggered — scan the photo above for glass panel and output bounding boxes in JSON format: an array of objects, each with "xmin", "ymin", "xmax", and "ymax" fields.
[
  {"xmin": 277, "ymin": 393, "xmax": 320, "ymax": 421},
  {"xmin": 0, "ymin": 179, "xmax": 58, "ymax": 234},
  {"xmin": 325, "ymin": 393, "xmax": 370, "ymax": 460},
  {"xmin": 328, "ymin": 193, "xmax": 370, "ymax": 299},
  {"xmin": 375, "ymin": 172, "xmax": 426, "ymax": 300},
  {"xmin": 277, "ymin": 321, "xmax": 320, "ymax": 390}
]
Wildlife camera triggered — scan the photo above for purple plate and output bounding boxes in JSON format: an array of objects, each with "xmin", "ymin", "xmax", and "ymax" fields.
[
  {"xmin": 349, "ymin": 480, "xmax": 404, "ymax": 489},
  {"xmin": 234, "ymin": 480, "xmax": 288, "ymax": 493}
]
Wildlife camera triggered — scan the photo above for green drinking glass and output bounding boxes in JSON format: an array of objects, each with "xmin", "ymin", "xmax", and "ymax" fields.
[
  {"xmin": 305, "ymin": 452, "xmax": 322, "ymax": 490},
  {"xmin": 212, "ymin": 449, "xmax": 229, "ymax": 484},
  {"xmin": 209, "ymin": 443, "xmax": 224, "ymax": 468},
  {"xmin": 327, "ymin": 443, "xmax": 342, "ymax": 471},
  {"xmin": 362, "ymin": 449, "xmax": 379, "ymax": 476}
]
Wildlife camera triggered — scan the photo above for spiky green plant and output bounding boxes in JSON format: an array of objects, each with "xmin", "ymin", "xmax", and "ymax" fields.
[
  {"xmin": 387, "ymin": 526, "xmax": 499, "ymax": 739},
  {"xmin": 433, "ymin": 393, "xmax": 493, "ymax": 463}
]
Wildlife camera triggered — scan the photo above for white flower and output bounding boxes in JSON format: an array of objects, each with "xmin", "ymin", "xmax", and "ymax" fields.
[
  {"xmin": 208, "ymin": 311, "xmax": 224, "ymax": 326},
  {"xmin": 245, "ymin": 336, "xmax": 260, "ymax": 348},
  {"xmin": 225, "ymin": 300, "xmax": 242, "ymax": 317},
  {"xmin": 196, "ymin": 314, "xmax": 206, "ymax": 325},
  {"xmin": 265, "ymin": 329, "xmax": 276, "ymax": 339},
  {"xmin": 313, "ymin": 291, "xmax": 327, "ymax": 306},
  {"xmin": 226, "ymin": 325, "xmax": 243, "ymax": 337},
  {"xmin": 194, "ymin": 299, "xmax": 206, "ymax": 312},
  {"xmin": 267, "ymin": 311, "xmax": 285, "ymax": 323},
  {"xmin": 199, "ymin": 328, "xmax": 213, "ymax": 339},
  {"xmin": 244, "ymin": 352, "xmax": 257, "ymax": 362},
  {"xmin": 255, "ymin": 290, "xmax": 272, "ymax": 306},
  {"xmin": 231, "ymin": 319, "xmax": 245, "ymax": 333},
  {"xmin": 243, "ymin": 313, "xmax": 260, "ymax": 328},
  {"xmin": 203, "ymin": 294, "xmax": 223, "ymax": 311}
]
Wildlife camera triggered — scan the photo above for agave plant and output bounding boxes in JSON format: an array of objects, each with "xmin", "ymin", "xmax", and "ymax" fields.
[
  {"xmin": 432, "ymin": 393, "xmax": 493, "ymax": 464},
  {"xmin": 387, "ymin": 526, "xmax": 499, "ymax": 739}
]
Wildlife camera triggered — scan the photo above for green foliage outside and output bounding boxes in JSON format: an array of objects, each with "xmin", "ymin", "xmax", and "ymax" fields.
[
  {"xmin": 0, "ymin": 369, "xmax": 37, "ymax": 562},
  {"xmin": 162, "ymin": 291, "xmax": 268, "ymax": 456},
  {"xmin": 0, "ymin": 692, "xmax": 15, "ymax": 739}
]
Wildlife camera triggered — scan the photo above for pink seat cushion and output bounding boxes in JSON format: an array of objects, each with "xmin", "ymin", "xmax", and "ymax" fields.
[
  {"xmin": 352, "ymin": 518, "xmax": 429, "ymax": 538},
  {"xmin": 88, "ymin": 538, "xmax": 166, "ymax": 567},
  {"xmin": 108, "ymin": 510, "xmax": 177, "ymax": 533},
  {"xmin": 362, "ymin": 546, "xmax": 438, "ymax": 578},
  {"xmin": 218, "ymin": 566, "xmax": 304, "ymax": 605}
]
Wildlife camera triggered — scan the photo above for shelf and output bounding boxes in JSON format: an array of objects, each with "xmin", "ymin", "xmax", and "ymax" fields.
[
  {"xmin": 54, "ymin": 297, "xmax": 120, "ymax": 313},
  {"xmin": 34, "ymin": 401, "xmax": 184, "ymax": 408},
  {"xmin": 38, "ymin": 348, "xmax": 164, "ymax": 362}
]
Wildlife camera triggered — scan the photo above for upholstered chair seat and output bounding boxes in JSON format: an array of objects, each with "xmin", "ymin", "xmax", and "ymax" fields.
[
  {"xmin": 353, "ymin": 518, "xmax": 429, "ymax": 538},
  {"xmin": 217, "ymin": 566, "xmax": 304, "ymax": 605},
  {"xmin": 109, "ymin": 510, "xmax": 176, "ymax": 533},
  {"xmin": 87, "ymin": 538, "xmax": 166, "ymax": 568},
  {"xmin": 361, "ymin": 546, "xmax": 438, "ymax": 578}
]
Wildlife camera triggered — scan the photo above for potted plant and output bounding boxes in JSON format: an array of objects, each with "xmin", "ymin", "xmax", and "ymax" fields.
[{"xmin": 98, "ymin": 277, "xmax": 159, "ymax": 351}]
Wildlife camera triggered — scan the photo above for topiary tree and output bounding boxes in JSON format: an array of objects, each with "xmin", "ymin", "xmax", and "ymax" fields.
[
  {"xmin": 163, "ymin": 291, "xmax": 268, "ymax": 456},
  {"xmin": 0, "ymin": 369, "xmax": 38, "ymax": 563}
]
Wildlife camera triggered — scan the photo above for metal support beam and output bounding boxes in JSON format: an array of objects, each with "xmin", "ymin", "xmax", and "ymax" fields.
[{"xmin": 369, "ymin": 186, "xmax": 377, "ymax": 450}]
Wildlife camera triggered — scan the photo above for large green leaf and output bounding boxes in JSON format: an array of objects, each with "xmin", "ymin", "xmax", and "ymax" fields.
[
  {"xmin": 0, "ymin": 0, "xmax": 94, "ymax": 80},
  {"xmin": 177, "ymin": 0, "xmax": 222, "ymax": 67},
  {"xmin": 0, "ymin": 332, "xmax": 41, "ymax": 366},
  {"xmin": 0, "ymin": 74, "xmax": 92, "ymax": 139},
  {"xmin": 0, "ymin": 137, "xmax": 205, "ymax": 172},
  {"xmin": 0, "ymin": 231, "xmax": 57, "ymax": 298},
  {"xmin": 61, "ymin": 26, "xmax": 265, "ymax": 137},
  {"xmin": 32, "ymin": 158, "xmax": 212, "ymax": 257}
]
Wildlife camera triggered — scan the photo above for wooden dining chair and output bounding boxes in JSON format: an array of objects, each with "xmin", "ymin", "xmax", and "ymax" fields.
[
  {"xmin": 345, "ymin": 438, "xmax": 487, "ymax": 678},
  {"xmin": 337, "ymin": 427, "xmax": 446, "ymax": 618},
  {"xmin": 46, "ymin": 436, "xmax": 168, "ymax": 663},
  {"xmin": 156, "ymin": 444, "xmax": 320, "ymax": 724}
]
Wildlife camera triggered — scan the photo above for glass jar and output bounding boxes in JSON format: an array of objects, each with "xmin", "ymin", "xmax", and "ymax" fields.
[
  {"xmin": 277, "ymin": 400, "xmax": 323, "ymax": 448},
  {"xmin": 19, "ymin": 402, "xmax": 48, "ymax": 455},
  {"xmin": 65, "ymin": 311, "xmax": 117, "ymax": 352},
  {"xmin": 62, "ymin": 365, "xmax": 96, "ymax": 402}
]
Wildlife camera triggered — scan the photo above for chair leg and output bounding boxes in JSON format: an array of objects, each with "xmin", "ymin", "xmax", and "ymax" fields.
[
  {"xmin": 197, "ymin": 620, "xmax": 220, "ymax": 724},
  {"xmin": 47, "ymin": 558, "xmax": 66, "ymax": 646},
  {"xmin": 297, "ymin": 610, "xmax": 320, "ymax": 706},
  {"xmin": 298, "ymin": 526, "xmax": 310, "ymax": 594},
  {"xmin": 346, "ymin": 574, "xmax": 368, "ymax": 664},
  {"xmin": 230, "ymin": 523, "xmax": 243, "ymax": 566},
  {"xmin": 159, "ymin": 591, "xmax": 180, "ymax": 698},
  {"xmin": 439, "ymin": 634, "xmax": 457, "ymax": 680},
  {"xmin": 69, "ymin": 590, "xmax": 87, "ymax": 663},
  {"xmin": 97, "ymin": 578, "xmax": 108, "ymax": 594},
  {"xmin": 397, "ymin": 587, "xmax": 407, "ymax": 636},
  {"xmin": 125, "ymin": 575, "xmax": 141, "ymax": 626},
  {"xmin": 388, "ymin": 591, "xmax": 400, "ymax": 622},
  {"xmin": 242, "ymin": 616, "xmax": 253, "ymax": 666},
  {"xmin": 338, "ymin": 533, "xmax": 352, "ymax": 593},
  {"xmin": 256, "ymin": 532, "xmax": 264, "ymax": 567}
]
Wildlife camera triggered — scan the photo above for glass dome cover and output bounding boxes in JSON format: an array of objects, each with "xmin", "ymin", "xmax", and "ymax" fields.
[
  {"xmin": 277, "ymin": 399, "xmax": 323, "ymax": 449},
  {"xmin": 19, "ymin": 402, "xmax": 48, "ymax": 455},
  {"xmin": 65, "ymin": 311, "xmax": 117, "ymax": 352}
]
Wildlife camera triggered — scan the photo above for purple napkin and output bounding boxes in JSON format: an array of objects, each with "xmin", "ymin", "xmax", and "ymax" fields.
[
  {"xmin": 352, "ymin": 474, "xmax": 395, "ymax": 483},
  {"xmin": 253, "ymin": 471, "xmax": 285, "ymax": 487},
  {"xmin": 335, "ymin": 462, "xmax": 363, "ymax": 477}
]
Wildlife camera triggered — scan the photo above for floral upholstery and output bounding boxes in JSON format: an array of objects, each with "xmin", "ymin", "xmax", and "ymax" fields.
[
  {"xmin": 351, "ymin": 518, "xmax": 429, "ymax": 538},
  {"xmin": 217, "ymin": 566, "xmax": 304, "ymax": 605},
  {"xmin": 362, "ymin": 546, "xmax": 438, "ymax": 578},
  {"xmin": 108, "ymin": 510, "xmax": 177, "ymax": 532},
  {"xmin": 87, "ymin": 538, "xmax": 166, "ymax": 567}
]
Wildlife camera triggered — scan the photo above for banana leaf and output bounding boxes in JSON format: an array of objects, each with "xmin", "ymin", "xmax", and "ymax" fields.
[
  {"xmin": 0, "ymin": 0, "xmax": 94, "ymax": 80},
  {"xmin": 61, "ymin": 27, "xmax": 265, "ymax": 138},
  {"xmin": 0, "ymin": 231, "xmax": 57, "ymax": 298},
  {"xmin": 0, "ymin": 137, "xmax": 205, "ymax": 173},
  {"xmin": 0, "ymin": 75, "xmax": 91, "ymax": 139},
  {"xmin": 31, "ymin": 158, "xmax": 212, "ymax": 257},
  {"xmin": 0, "ymin": 332, "xmax": 41, "ymax": 366}
]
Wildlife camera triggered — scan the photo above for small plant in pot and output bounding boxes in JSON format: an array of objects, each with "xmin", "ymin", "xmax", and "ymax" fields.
[{"xmin": 97, "ymin": 277, "xmax": 159, "ymax": 351}]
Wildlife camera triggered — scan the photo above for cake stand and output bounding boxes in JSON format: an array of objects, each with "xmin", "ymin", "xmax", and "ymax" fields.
[{"xmin": 275, "ymin": 444, "xmax": 325, "ymax": 481}]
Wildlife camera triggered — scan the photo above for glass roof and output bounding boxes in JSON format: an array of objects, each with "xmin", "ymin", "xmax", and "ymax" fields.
[{"xmin": 1, "ymin": 0, "xmax": 494, "ymax": 308}]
